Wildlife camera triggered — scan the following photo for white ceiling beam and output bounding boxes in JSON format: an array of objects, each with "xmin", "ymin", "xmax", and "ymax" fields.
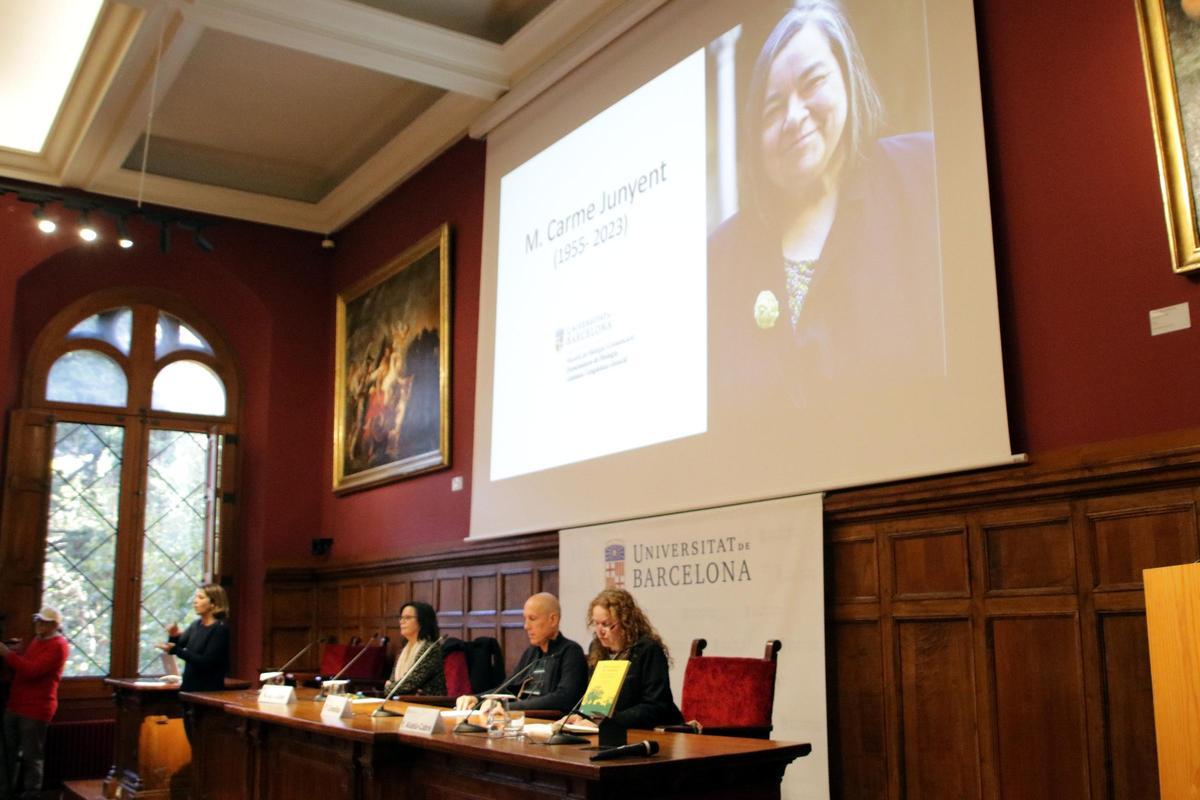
[
  {"xmin": 0, "ymin": 0, "xmax": 645, "ymax": 232},
  {"xmin": 89, "ymin": 167, "xmax": 332, "ymax": 232},
  {"xmin": 318, "ymin": 92, "xmax": 491, "ymax": 233},
  {"xmin": 43, "ymin": 3, "xmax": 144, "ymax": 182},
  {"xmin": 61, "ymin": 5, "xmax": 205, "ymax": 187},
  {"xmin": 0, "ymin": 2, "xmax": 145, "ymax": 187},
  {"xmin": 499, "ymin": 0, "xmax": 621, "ymax": 80},
  {"xmin": 472, "ymin": 0, "xmax": 668, "ymax": 138},
  {"xmin": 86, "ymin": 93, "xmax": 489, "ymax": 233},
  {"xmin": 0, "ymin": 150, "xmax": 59, "ymax": 186},
  {"xmin": 179, "ymin": 0, "xmax": 509, "ymax": 99}
]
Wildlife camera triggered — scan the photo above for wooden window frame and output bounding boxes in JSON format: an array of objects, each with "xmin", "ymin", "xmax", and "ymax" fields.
[{"xmin": 0, "ymin": 288, "xmax": 241, "ymax": 702}]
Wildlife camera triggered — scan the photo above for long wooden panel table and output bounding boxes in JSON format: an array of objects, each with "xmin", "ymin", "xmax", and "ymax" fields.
[{"xmin": 181, "ymin": 689, "xmax": 810, "ymax": 800}]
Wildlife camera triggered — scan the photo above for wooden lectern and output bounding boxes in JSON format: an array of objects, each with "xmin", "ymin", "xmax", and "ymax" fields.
[
  {"xmin": 1144, "ymin": 562, "xmax": 1200, "ymax": 800},
  {"xmin": 101, "ymin": 677, "xmax": 251, "ymax": 799},
  {"xmin": 102, "ymin": 679, "xmax": 191, "ymax": 799}
]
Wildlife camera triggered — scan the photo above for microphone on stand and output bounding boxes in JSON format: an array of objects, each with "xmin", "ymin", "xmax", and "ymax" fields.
[
  {"xmin": 259, "ymin": 637, "xmax": 328, "ymax": 685},
  {"xmin": 313, "ymin": 633, "xmax": 380, "ymax": 701},
  {"xmin": 372, "ymin": 636, "xmax": 446, "ymax": 717},
  {"xmin": 542, "ymin": 691, "xmax": 591, "ymax": 746},
  {"xmin": 589, "ymin": 740, "xmax": 659, "ymax": 761},
  {"xmin": 453, "ymin": 651, "xmax": 548, "ymax": 734}
]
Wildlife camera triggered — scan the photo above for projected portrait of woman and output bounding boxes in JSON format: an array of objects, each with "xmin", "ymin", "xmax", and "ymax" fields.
[{"xmin": 710, "ymin": 0, "xmax": 944, "ymax": 405}]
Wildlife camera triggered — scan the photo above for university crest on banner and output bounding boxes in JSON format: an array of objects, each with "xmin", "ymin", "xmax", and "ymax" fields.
[{"xmin": 604, "ymin": 541, "xmax": 625, "ymax": 588}]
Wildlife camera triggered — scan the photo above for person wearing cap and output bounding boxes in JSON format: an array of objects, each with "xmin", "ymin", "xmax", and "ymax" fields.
[{"xmin": 0, "ymin": 607, "xmax": 68, "ymax": 799}]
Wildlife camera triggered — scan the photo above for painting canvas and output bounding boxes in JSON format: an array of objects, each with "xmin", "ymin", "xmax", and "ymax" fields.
[
  {"xmin": 1138, "ymin": 0, "xmax": 1200, "ymax": 273},
  {"xmin": 334, "ymin": 224, "xmax": 450, "ymax": 492}
]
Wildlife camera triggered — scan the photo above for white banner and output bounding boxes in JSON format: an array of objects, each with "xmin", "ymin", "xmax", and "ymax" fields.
[{"xmin": 560, "ymin": 494, "xmax": 828, "ymax": 800}]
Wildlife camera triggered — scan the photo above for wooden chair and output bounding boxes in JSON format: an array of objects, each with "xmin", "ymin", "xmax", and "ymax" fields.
[{"xmin": 666, "ymin": 638, "xmax": 782, "ymax": 739}]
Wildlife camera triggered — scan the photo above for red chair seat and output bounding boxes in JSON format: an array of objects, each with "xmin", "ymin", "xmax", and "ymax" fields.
[
  {"xmin": 318, "ymin": 641, "xmax": 388, "ymax": 680},
  {"xmin": 443, "ymin": 650, "xmax": 471, "ymax": 696},
  {"xmin": 677, "ymin": 639, "xmax": 780, "ymax": 738}
]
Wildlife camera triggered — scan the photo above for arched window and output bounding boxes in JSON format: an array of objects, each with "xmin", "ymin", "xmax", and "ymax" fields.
[{"xmin": 1, "ymin": 290, "xmax": 240, "ymax": 685}]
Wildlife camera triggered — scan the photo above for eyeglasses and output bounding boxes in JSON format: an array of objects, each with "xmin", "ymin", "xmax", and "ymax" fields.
[
  {"xmin": 399, "ymin": 614, "xmax": 418, "ymax": 621},
  {"xmin": 589, "ymin": 619, "xmax": 619, "ymax": 632}
]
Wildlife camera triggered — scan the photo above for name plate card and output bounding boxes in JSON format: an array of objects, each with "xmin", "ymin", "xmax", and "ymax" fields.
[
  {"xmin": 258, "ymin": 684, "xmax": 297, "ymax": 704},
  {"xmin": 321, "ymin": 694, "xmax": 354, "ymax": 719},
  {"xmin": 399, "ymin": 706, "xmax": 445, "ymax": 735}
]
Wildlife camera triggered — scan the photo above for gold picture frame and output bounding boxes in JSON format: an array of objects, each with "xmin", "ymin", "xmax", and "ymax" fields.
[
  {"xmin": 333, "ymin": 224, "xmax": 451, "ymax": 493},
  {"xmin": 1137, "ymin": 0, "xmax": 1200, "ymax": 273}
]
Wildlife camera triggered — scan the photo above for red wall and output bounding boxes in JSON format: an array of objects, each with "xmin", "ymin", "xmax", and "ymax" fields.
[
  {"xmin": 301, "ymin": 139, "xmax": 486, "ymax": 564},
  {"xmin": 0, "ymin": 197, "xmax": 329, "ymax": 677},
  {"xmin": 978, "ymin": 0, "xmax": 1200, "ymax": 450}
]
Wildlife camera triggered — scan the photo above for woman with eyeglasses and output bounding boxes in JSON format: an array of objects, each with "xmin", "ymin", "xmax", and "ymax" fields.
[
  {"xmin": 386, "ymin": 601, "xmax": 446, "ymax": 696},
  {"xmin": 582, "ymin": 588, "xmax": 682, "ymax": 729}
]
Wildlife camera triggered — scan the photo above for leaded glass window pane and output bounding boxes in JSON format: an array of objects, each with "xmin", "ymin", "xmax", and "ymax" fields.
[
  {"xmin": 155, "ymin": 312, "xmax": 213, "ymax": 359},
  {"xmin": 46, "ymin": 350, "xmax": 128, "ymax": 407},
  {"xmin": 42, "ymin": 422, "xmax": 123, "ymax": 677},
  {"xmin": 137, "ymin": 430, "xmax": 218, "ymax": 676},
  {"xmin": 151, "ymin": 361, "xmax": 226, "ymax": 416},
  {"xmin": 68, "ymin": 307, "xmax": 132, "ymax": 354}
]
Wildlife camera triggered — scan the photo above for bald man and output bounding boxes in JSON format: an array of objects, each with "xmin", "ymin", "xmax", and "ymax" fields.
[{"xmin": 457, "ymin": 593, "xmax": 587, "ymax": 713}]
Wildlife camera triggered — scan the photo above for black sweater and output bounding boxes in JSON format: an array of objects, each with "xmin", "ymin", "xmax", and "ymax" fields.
[
  {"xmin": 597, "ymin": 636, "xmax": 683, "ymax": 730},
  {"xmin": 508, "ymin": 634, "xmax": 587, "ymax": 713},
  {"xmin": 170, "ymin": 619, "xmax": 230, "ymax": 692}
]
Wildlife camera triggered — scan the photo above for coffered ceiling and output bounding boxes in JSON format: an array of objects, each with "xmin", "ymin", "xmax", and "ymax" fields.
[{"xmin": 0, "ymin": 0, "xmax": 665, "ymax": 233}]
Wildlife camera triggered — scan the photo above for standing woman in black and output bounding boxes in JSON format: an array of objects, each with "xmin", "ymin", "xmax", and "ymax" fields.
[{"xmin": 157, "ymin": 584, "xmax": 231, "ymax": 692}]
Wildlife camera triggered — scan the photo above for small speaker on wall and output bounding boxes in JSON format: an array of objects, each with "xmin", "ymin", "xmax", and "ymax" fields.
[{"xmin": 311, "ymin": 538, "xmax": 333, "ymax": 556}]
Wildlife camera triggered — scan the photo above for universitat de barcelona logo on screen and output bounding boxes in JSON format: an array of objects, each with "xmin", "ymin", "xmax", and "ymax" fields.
[{"xmin": 603, "ymin": 541, "xmax": 625, "ymax": 588}]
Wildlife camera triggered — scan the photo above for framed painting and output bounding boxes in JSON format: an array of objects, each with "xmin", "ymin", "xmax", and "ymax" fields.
[
  {"xmin": 1137, "ymin": 0, "xmax": 1200, "ymax": 273},
  {"xmin": 333, "ymin": 224, "xmax": 451, "ymax": 492}
]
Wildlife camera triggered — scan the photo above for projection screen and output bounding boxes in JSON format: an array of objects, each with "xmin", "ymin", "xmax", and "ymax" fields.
[{"xmin": 471, "ymin": 0, "xmax": 1012, "ymax": 538}]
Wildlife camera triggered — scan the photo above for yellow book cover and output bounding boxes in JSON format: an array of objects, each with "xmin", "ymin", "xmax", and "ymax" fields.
[{"xmin": 579, "ymin": 659, "xmax": 629, "ymax": 718}]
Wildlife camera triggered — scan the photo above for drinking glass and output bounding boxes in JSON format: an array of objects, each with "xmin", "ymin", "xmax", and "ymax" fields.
[{"xmin": 485, "ymin": 698, "xmax": 510, "ymax": 738}]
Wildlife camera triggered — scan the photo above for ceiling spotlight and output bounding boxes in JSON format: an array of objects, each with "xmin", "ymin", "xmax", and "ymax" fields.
[
  {"xmin": 116, "ymin": 217, "xmax": 133, "ymax": 249},
  {"xmin": 194, "ymin": 230, "xmax": 214, "ymax": 253},
  {"xmin": 32, "ymin": 205, "xmax": 56, "ymax": 233},
  {"xmin": 321, "ymin": 235, "xmax": 336, "ymax": 251},
  {"xmin": 78, "ymin": 211, "xmax": 98, "ymax": 242}
]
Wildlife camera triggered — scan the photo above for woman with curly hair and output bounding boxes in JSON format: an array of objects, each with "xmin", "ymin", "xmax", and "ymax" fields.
[{"xmin": 582, "ymin": 588, "xmax": 682, "ymax": 729}]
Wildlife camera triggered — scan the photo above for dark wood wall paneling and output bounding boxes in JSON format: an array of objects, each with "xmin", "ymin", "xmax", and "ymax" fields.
[
  {"xmin": 263, "ymin": 533, "xmax": 559, "ymax": 674},
  {"xmin": 824, "ymin": 431, "xmax": 1200, "ymax": 799}
]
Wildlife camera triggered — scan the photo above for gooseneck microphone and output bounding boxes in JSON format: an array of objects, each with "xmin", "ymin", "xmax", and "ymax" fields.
[
  {"xmin": 589, "ymin": 740, "xmax": 660, "ymax": 761},
  {"xmin": 258, "ymin": 637, "xmax": 330, "ymax": 684},
  {"xmin": 313, "ymin": 633, "xmax": 379, "ymax": 701},
  {"xmin": 542, "ymin": 691, "xmax": 590, "ymax": 746},
  {"xmin": 372, "ymin": 636, "xmax": 446, "ymax": 717},
  {"xmin": 276, "ymin": 638, "xmax": 324, "ymax": 672},
  {"xmin": 488, "ymin": 650, "xmax": 546, "ymax": 696},
  {"xmin": 454, "ymin": 654, "xmax": 544, "ymax": 733}
]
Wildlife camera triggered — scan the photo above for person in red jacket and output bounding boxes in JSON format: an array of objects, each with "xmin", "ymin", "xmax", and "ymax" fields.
[{"xmin": 0, "ymin": 607, "xmax": 68, "ymax": 800}]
